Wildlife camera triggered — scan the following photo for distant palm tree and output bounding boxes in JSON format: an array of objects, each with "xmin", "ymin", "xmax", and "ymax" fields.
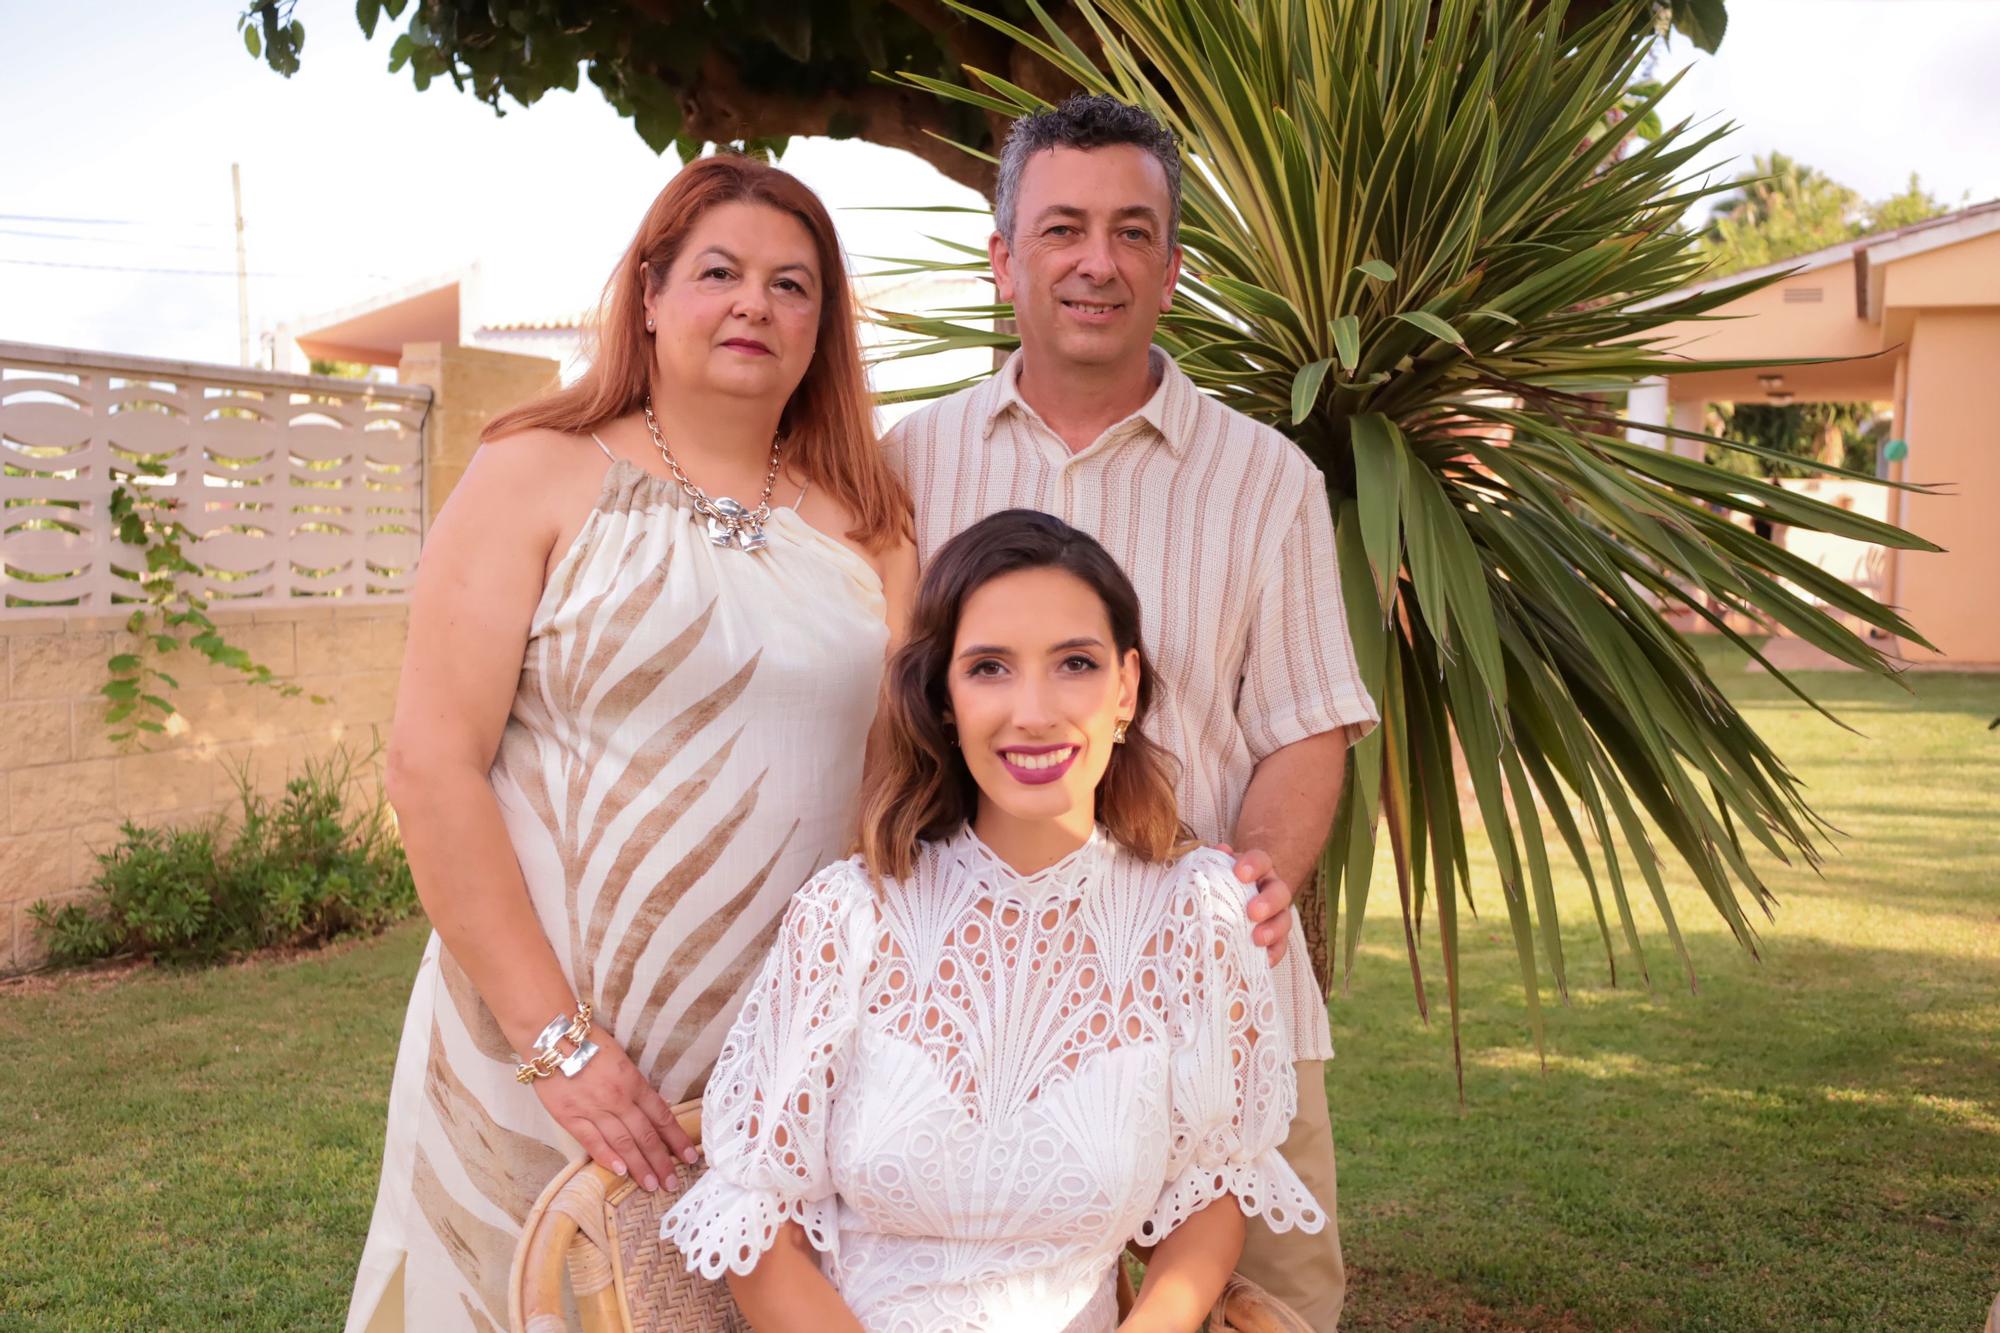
[
  {"xmin": 1699, "ymin": 151, "xmax": 1949, "ymax": 277},
  {"xmin": 1704, "ymin": 151, "xmax": 1861, "ymax": 235}
]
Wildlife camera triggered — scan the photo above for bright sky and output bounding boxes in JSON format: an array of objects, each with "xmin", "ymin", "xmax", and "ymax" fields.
[
  {"xmin": 2, "ymin": 0, "xmax": 1996, "ymax": 370},
  {"xmin": 1652, "ymin": 0, "xmax": 2000, "ymax": 216}
]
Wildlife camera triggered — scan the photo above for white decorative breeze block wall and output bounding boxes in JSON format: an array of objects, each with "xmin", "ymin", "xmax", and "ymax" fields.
[
  {"xmin": 0, "ymin": 342, "xmax": 434, "ymax": 972},
  {"xmin": 0, "ymin": 341, "xmax": 430, "ymax": 612}
]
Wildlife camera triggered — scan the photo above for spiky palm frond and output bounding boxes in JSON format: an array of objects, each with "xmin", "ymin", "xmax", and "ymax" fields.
[{"xmin": 874, "ymin": 0, "xmax": 1938, "ymax": 1090}]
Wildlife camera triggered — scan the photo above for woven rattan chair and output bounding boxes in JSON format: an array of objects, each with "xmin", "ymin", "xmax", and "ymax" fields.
[{"xmin": 510, "ymin": 1098, "xmax": 1312, "ymax": 1332}]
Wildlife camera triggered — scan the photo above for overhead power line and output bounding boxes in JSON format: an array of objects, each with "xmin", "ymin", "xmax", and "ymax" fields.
[
  {"xmin": 0, "ymin": 226, "xmax": 233, "ymax": 252},
  {"xmin": 0, "ymin": 255, "xmax": 389, "ymax": 280},
  {"xmin": 0, "ymin": 212, "xmax": 140, "ymax": 226},
  {"xmin": 0, "ymin": 211, "xmax": 224, "ymax": 229},
  {"xmin": 0, "ymin": 226, "xmax": 126, "ymax": 243}
]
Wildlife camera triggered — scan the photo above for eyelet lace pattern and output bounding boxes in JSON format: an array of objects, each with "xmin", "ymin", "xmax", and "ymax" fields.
[{"xmin": 661, "ymin": 828, "xmax": 1324, "ymax": 1331}]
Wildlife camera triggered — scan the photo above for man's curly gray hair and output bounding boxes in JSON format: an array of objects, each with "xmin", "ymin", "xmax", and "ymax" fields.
[{"xmin": 994, "ymin": 94, "xmax": 1183, "ymax": 248}]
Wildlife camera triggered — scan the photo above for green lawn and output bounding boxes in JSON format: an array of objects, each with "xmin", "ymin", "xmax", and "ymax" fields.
[
  {"xmin": 0, "ymin": 927, "xmax": 425, "ymax": 1329},
  {"xmin": 1331, "ymin": 648, "xmax": 2000, "ymax": 1331},
  {"xmin": 2, "ymin": 646, "xmax": 1995, "ymax": 1330}
]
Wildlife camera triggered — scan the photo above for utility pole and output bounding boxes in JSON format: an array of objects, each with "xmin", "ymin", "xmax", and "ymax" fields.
[{"xmin": 232, "ymin": 162, "xmax": 250, "ymax": 367}]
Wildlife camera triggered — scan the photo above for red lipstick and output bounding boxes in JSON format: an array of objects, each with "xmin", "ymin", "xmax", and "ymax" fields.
[{"xmin": 998, "ymin": 744, "xmax": 1078, "ymax": 786}]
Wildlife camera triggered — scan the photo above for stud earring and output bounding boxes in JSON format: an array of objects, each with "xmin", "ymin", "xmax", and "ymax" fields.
[
  {"xmin": 1112, "ymin": 719, "xmax": 1129, "ymax": 744},
  {"xmin": 645, "ymin": 319, "xmax": 655, "ymax": 331}
]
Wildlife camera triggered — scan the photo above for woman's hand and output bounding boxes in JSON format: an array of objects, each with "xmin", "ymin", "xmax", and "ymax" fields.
[{"xmin": 529, "ymin": 1029, "xmax": 699, "ymax": 1192}]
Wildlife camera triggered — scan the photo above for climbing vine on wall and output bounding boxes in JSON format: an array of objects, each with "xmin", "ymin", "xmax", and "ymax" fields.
[{"xmin": 102, "ymin": 463, "xmax": 321, "ymax": 745}]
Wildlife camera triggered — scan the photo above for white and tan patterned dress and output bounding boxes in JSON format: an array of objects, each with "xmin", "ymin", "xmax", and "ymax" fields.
[{"xmin": 346, "ymin": 455, "xmax": 890, "ymax": 1332}]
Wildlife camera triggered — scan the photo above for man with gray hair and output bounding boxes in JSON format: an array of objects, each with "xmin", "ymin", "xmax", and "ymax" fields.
[{"xmin": 885, "ymin": 93, "xmax": 1376, "ymax": 1328}]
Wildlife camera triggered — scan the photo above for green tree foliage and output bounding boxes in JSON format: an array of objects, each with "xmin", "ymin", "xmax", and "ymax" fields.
[
  {"xmin": 1869, "ymin": 171, "xmax": 1957, "ymax": 232},
  {"xmin": 307, "ymin": 357, "xmax": 376, "ymax": 379},
  {"xmin": 875, "ymin": 0, "xmax": 1935, "ymax": 1086},
  {"xmin": 1699, "ymin": 152, "xmax": 1954, "ymax": 277},
  {"xmin": 1709, "ymin": 401, "xmax": 1884, "ymax": 480},
  {"xmin": 1697, "ymin": 156, "xmax": 1947, "ymax": 476},
  {"xmin": 236, "ymin": 0, "xmax": 1729, "ymax": 197}
]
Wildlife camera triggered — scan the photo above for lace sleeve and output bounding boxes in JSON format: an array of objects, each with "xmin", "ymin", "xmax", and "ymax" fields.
[
  {"xmin": 661, "ymin": 861, "xmax": 870, "ymax": 1278},
  {"xmin": 1136, "ymin": 852, "xmax": 1327, "ymax": 1246}
]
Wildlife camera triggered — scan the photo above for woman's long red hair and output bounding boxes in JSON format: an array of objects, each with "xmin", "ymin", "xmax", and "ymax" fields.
[{"xmin": 484, "ymin": 154, "xmax": 910, "ymax": 550}]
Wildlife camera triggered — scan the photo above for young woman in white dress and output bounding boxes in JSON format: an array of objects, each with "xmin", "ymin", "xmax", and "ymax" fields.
[{"xmin": 663, "ymin": 509, "xmax": 1324, "ymax": 1332}]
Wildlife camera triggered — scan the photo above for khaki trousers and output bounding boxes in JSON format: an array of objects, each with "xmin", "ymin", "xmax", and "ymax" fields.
[{"xmin": 1235, "ymin": 1060, "xmax": 1344, "ymax": 1331}]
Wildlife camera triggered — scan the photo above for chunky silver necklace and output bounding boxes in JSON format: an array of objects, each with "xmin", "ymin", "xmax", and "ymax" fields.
[{"xmin": 642, "ymin": 395, "xmax": 783, "ymax": 554}]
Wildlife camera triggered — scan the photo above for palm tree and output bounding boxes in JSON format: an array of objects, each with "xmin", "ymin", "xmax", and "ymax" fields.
[
  {"xmin": 872, "ymin": 0, "xmax": 1937, "ymax": 1090},
  {"xmin": 1705, "ymin": 151, "xmax": 1859, "ymax": 230},
  {"xmin": 1699, "ymin": 151, "xmax": 1864, "ymax": 276}
]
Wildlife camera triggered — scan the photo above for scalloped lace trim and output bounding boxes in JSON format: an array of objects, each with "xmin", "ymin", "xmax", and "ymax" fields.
[
  {"xmin": 660, "ymin": 1175, "xmax": 839, "ymax": 1280},
  {"xmin": 1134, "ymin": 1149, "xmax": 1326, "ymax": 1246}
]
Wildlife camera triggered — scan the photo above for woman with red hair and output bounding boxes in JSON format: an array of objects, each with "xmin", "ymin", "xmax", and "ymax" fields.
[{"xmin": 345, "ymin": 155, "xmax": 916, "ymax": 1332}]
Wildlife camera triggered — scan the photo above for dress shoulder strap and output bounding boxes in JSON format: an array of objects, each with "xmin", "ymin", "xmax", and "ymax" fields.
[
  {"xmin": 587, "ymin": 432, "xmax": 617, "ymax": 462},
  {"xmin": 793, "ymin": 477, "xmax": 811, "ymax": 509}
]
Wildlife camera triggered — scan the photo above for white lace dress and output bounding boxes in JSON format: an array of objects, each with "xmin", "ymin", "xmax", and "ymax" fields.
[{"xmin": 660, "ymin": 828, "xmax": 1325, "ymax": 1332}]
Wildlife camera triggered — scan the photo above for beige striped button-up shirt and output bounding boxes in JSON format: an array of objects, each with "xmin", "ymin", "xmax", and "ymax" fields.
[{"xmin": 884, "ymin": 348, "xmax": 1379, "ymax": 1061}]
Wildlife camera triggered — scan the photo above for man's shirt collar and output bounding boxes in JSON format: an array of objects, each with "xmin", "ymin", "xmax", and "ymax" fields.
[{"xmin": 977, "ymin": 347, "xmax": 1189, "ymax": 456}]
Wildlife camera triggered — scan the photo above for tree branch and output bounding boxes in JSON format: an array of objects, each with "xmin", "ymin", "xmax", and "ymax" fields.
[
  {"xmin": 882, "ymin": 0, "xmax": 1021, "ymax": 155},
  {"xmin": 1004, "ymin": 3, "xmax": 1102, "ymax": 106},
  {"xmin": 678, "ymin": 53, "xmax": 998, "ymax": 197}
]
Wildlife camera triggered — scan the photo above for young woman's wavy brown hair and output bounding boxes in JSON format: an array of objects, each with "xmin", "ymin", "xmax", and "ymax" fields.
[
  {"xmin": 859, "ymin": 509, "xmax": 1187, "ymax": 881},
  {"xmin": 483, "ymin": 153, "xmax": 910, "ymax": 550}
]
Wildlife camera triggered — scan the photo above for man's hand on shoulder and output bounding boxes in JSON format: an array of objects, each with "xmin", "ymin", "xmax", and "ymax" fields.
[{"xmin": 1213, "ymin": 842, "xmax": 1293, "ymax": 966}]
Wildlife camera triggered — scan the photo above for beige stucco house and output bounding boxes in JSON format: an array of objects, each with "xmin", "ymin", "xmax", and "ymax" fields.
[{"xmin": 1628, "ymin": 200, "xmax": 2000, "ymax": 666}]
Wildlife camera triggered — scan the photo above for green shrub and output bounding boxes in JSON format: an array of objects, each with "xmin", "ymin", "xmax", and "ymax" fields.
[{"xmin": 28, "ymin": 744, "xmax": 416, "ymax": 968}]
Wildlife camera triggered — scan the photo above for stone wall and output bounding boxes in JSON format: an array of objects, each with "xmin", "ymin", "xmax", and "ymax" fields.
[
  {"xmin": 0, "ymin": 338, "xmax": 560, "ymax": 973},
  {"xmin": 398, "ymin": 340, "xmax": 561, "ymax": 524},
  {"xmin": 0, "ymin": 603, "xmax": 406, "ymax": 972}
]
